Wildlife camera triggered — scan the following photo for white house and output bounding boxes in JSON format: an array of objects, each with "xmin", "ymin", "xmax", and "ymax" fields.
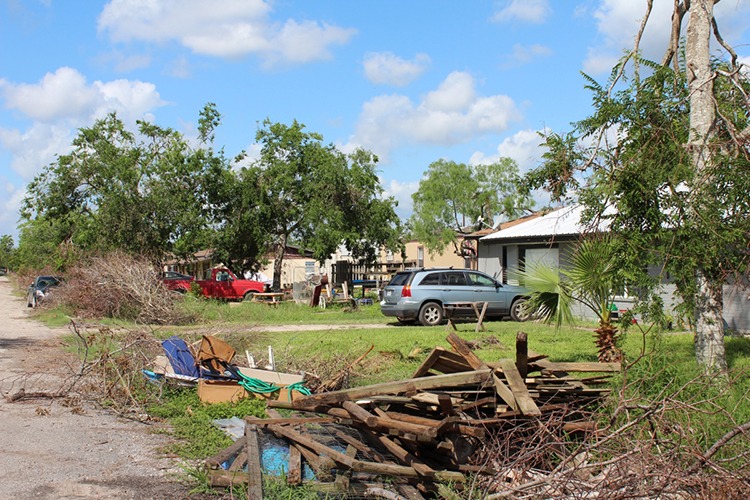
[{"xmin": 477, "ymin": 206, "xmax": 750, "ymax": 333}]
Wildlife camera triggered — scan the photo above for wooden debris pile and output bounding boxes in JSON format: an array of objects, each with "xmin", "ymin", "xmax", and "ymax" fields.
[{"xmin": 206, "ymin": 332, "xmax": 621, "ymax": 498}]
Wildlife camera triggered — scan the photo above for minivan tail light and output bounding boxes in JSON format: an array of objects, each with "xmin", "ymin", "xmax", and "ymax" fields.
[{"xmin": 401, "ymin": 285, "xmax": 411, "ymax": 298}]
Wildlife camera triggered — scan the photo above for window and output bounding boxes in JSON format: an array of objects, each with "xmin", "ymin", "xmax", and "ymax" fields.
[
  {"xmin": 444, "ymin": 271, "xmax": 467, "ymax": 286},
  {"xmin": 417, "ymin": 246, "xmax": 424, "ymax": 267},
  {"xmin": 467, "ymin": 272, "xmax": 495, "ymax": 286},
  {"xmin": 386, "ymin": 250, "xmax": 394, "ymax": 262},
  {"xmin": 418, "ymin": 273, "xmax": 441, "ymax": 285},
  {"xmin": 388, "ymin": 272, "xmax": 412, "ymax": 286}
]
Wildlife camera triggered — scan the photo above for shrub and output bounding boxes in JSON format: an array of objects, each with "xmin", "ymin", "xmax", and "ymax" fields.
[{"xmin": 53, "ymin": 251, "xmax": 195, "ymax": 325}]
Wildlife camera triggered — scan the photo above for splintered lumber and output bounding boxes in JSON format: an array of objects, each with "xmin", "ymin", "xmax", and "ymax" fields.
[
  {"xmin": 282, "ymin": 369, "xmax": 492, "ymax": 410},
  {"xmin": 209, "ymin": 470, "xmax": 247, "ymax": 487},
  {"xmin": 516, "ymin": 331, "xmax": 528, "ymax": 378},
  {"xmin": 333, "ymin": 429, "xmax": 387, "ymax": 463},
  {"xmin": 288, "ymin": 444, "xmax": 302, "ymax": 485},
  {"xmin": 268, "ymin": 424, "xmax": 465, "ymax": 483},
  {"xmin": 245, "ymin": 416, "xmax": 335, "ymax": 426},
  {"xmin": 206, "ymin": 436, "xmax": 247, "ymax": 469},
  {"xmin": 446, "ymin": 333, "xmax": 519, "ymax": 411},
  {"xmin": 329, "ymin": 406, "xmax": 438, "ymax": 440},
  {"xmin": 307, "ymin": 481, "xmax": 422, "ymax": 499},
  {"xmin": 245, "ymin": 424, "xmax": 264, "ymax": 500},
  {"xmin": 410, "ymin": 392, "xmax": 463, "ymax": 406},
  {"xmin": 364, "ymin": 429, "xmax": 438, "ymax": 478},
  {"xmin": 497, "ymin": 358, "xmax": 541, "ymax": 416},
  {"xmin": 412, "ymin": 346, "xmax": 473, "ymax": 377},
  {"xmin": 537, "ymin": 361, "xmax": 621, "ymax": 373},
  {"xmin": 378, "ymin": 410, "xmax": 486, "ymax": 439},
  {"xmin": 261, "ymin": 411, "xmax": 336, "ymax": 481}
]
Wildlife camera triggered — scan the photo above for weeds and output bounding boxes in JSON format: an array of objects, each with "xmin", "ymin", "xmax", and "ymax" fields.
[{"xmin": 52, "ymin": 251, "xmax": 196, "ymax": 324}]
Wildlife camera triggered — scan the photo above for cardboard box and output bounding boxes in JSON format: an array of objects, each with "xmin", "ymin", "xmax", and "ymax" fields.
[{"xmin": 197, "ymin": 379, "xmax": 249, "ymax": 404}]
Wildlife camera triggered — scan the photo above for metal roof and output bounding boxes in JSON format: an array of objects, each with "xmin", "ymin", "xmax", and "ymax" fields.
[{"xmin": 480, "ymin": 205, "xmax": 610, "ymax": 241}]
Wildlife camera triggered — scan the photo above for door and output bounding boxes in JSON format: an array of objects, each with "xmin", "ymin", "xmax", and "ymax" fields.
[
  {"xmin": 466, "ymin": 271, "xmax": 506, "ymax": 314},
  {"xmin": 440, "ymin": 271, "xmax": 472, "ymax": 304}
]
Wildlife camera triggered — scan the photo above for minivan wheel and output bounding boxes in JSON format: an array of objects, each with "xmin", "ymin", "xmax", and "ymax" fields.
[
  {"xmin": 419, "ymin": 302, "xmax": 444, "ymax": 326},
  {"xmin": 510, "ymin": 298, "xmax": 530, "ymax": 322}
]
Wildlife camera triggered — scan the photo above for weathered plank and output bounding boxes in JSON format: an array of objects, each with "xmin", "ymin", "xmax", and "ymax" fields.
[
  {"xmin": 206, "ymin": 436, "xmax": 246, "ymax": 469},
  {"xmin": 516, "ymin": 331, "xmax": 528, "ymax": 378},
  {"xmin": 287, "ymin": 444, "xmax": 302, "ymax": 485},
  {"xmin": 245, "ymin": 424, "xmax": 264, "ymax": 500},
  {"xmin": 269, "ymin": 424, "xmax": 465, "ymax": 483},
  {"xmin": 446, "ymin": 333, "xmax": 519, "ymax": 411},
  {"xmin": 497, "ymin": 358, "xmax": 541, "ymax": 416},
  {"xmin": 286, "ymin": 369, "xmax": 492, "ymax": 410},
  {"xmin": 246, "ymin": 416, "xmax": 335, "ymax": 426}
]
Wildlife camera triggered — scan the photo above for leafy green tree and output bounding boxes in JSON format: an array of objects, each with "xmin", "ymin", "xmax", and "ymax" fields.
[
  {"xmin": 20, "ymin": 105, "xmax": 226, "ymax": 266},
  {"xmin": 241, "ymin": 119, "xmax": 402, "ymax": 290},
  {"xmin": 410, "ymin": 158, "xmax": 532, "ymax": 258},
  {"xmin": 0, "ymin": 234, "xmax": 15, "ymax": 270},
  {"xmin": 14, "ymin": 216, "xmax": 82, "ymax": 272},
  {"xmin": 523, "ymin": 1, "xmax": 749, "ymax": 372}
]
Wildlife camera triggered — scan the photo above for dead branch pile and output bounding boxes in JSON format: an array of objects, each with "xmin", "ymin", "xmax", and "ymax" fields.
[
  {"xmin": 207, "ymin": 332, "xmax": 622, "ymax": 498},
  {"xmin": 55, "ymin": 251, "xmax": 195, "ymax": 325}
]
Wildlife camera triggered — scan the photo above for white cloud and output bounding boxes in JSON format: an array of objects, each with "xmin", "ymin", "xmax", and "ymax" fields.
[
  {"xmin": 0, "ymin": 181, "xmax": 26, "ymax": 239},
  {"xmin": 492, "ymin": 0, "xmax": 551, "ymax": 24},
  {"xmin": 1, "ymin": 68, "xmax": 98, "ymax": 122},
  {"xmin": 0, "ymin": 67, "xmax": 164, "ymax": 125},
  {"xmin": 502, "ymin": 43, "xmax": 553, "ymax": 67},
  {"xmin": 363, "ymin": 52, "xmax": 430, "ymax": 87},
  {"xmin": 98, "ymin": 0, "xmax": 356, "ymax": 66},
  {"xmin": 382, "ymin": 178, "xmax": 419, "ymax": 218},
  {"xmin": 0, "ymin": 124, "xmax": 72, "ymax": 179},
  {"xmin": 353, "ymin": 71, "xmax": 522, "ymax": 160},
  {"xmin": 584, "ymin": 0, "xmax": 750, "ymax": 76},
  {"xmin": 0, "ymin": 67, "xmax": 166, "ymax": 181},
  {"xmin": 470, "ymin": 128, "xmax": 546, "ymax": 174}
]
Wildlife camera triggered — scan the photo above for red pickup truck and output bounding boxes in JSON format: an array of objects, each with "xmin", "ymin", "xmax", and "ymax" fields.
[{"xmin": 161, "ymin": 268, "xmax": 267, "ymax": 301}]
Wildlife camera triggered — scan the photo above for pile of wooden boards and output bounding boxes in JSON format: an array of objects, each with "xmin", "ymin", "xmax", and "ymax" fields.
[{"xmin": 206, "ymin": 332, "xmax": 620, "ymax": 498}]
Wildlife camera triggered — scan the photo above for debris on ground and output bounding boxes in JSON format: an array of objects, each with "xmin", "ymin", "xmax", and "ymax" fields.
[
  {"xmin": 145, "ymin": 334, "xmax": 312, "ymax": 404},
  {"xmin": 202, "ymin": 331, "xmax": 619, "ymax": 498}
]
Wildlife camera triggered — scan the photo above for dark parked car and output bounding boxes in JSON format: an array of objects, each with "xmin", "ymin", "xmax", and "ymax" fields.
[
  {"xmin": 158, "ymin": 271, "xmax": 195, "ymax": 292},
  {"xmin": 27, "ymin": 275, "xmax": 63, "ymax": 308},
  {"xmin": 380, "ymin": 268, "xmax": 530, "ymax": 326}
]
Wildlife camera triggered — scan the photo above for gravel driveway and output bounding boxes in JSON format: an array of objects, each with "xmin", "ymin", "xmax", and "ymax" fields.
[{"xmin": 0, "ymin": 277, "xmax": 191, "ymax": 499}]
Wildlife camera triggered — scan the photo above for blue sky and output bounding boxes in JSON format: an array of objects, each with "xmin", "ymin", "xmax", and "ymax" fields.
[{"xmin": 1, "ymin": 0, "xmax": 748, "ymax": 241}]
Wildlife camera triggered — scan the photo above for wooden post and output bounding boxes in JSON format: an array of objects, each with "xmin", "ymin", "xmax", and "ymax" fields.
[
  {"xmin": 516, "ymin": 331, "xmax": 528, "ymax": 379},
  {"xmin": 475, "ymin": 302, "xmax": 488, "ymax": 332}
]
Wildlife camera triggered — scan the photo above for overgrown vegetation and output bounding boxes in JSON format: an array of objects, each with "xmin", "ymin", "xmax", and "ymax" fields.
[
  {"xmin": 15, "ymin": 252, "xmax": 749, "ymax": 497},
  {"xmin": 50, "ymin": 251, "xmax": 196, "ymax": 325}
]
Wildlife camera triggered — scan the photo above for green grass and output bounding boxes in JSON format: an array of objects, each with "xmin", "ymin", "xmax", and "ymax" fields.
[
  {"xmin": 35, "ymin": 292, "xmax": 750, "ymax": 497},
  {"xmin": 148, "ymin": 387, "xmax": 267, "ymax": 459},
  {"xmin": 176, "ymin": 296, "xmax": 389, "ymax": 325}
]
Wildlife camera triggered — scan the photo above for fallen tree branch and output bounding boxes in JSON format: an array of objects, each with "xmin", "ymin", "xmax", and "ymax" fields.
[{"xmin": 689, "ymin": 420, "xmax": 750, "ymax": 473}]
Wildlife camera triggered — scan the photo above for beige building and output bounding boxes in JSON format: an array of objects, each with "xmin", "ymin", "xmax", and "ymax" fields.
[{"xmin": 379, "ymin": 238, "xmax": 469, "ymax": 275}]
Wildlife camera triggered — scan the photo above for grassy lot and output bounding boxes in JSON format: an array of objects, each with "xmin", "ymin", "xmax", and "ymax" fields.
[{"xmin": 30, "ymin": 294, "xmax": 750, "ymax": 496}]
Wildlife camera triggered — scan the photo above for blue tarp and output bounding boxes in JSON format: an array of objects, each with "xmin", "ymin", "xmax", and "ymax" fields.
[{"xmin": 162, "ymin": 336, "xmax": 200, "ymax": 377}]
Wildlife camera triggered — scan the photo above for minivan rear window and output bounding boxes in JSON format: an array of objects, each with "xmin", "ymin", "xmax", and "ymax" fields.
[
  {"xmin": 417, "ymin": 272, "xmax": 441, "ymax": 285},
  {"xmin": 388, "ymin": 272, "xmax": 412, "ymax": 286}
]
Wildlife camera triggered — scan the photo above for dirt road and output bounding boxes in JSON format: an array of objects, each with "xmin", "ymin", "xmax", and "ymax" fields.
[{"xmin": 0, "ymin": 277, "xmax": 191, "ymax": 499}]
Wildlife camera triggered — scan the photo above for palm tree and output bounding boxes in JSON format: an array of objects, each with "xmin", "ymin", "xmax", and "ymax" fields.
[{"xmin": 517, "ymin": 235, "xmax": 626, "ymax": 362}]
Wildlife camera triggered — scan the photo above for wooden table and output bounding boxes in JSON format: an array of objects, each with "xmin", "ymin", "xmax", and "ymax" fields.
[
  {"xmin": 443, "ymin": 301, "xmax": 489, "ymax": 332},
  {"xmin": 251, "ymin": 292, "xmax": 284, "ymax": 306}
]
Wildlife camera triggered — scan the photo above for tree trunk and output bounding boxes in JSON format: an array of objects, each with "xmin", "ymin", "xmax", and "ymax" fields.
[
  {"xmin": 694, "ymin": 276, "xmax": 727, "ymax": 372},
  {"xmin": 685, "ymin": 0, "xmax": 727, "ymax": 372},
  {"xmin": 272, "ymin": 234, "xmax": 287, "ymax": 291}
]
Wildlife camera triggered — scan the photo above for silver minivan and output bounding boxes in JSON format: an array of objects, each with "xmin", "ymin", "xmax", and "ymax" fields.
[{"xmin": 380, "ymin": 268, "xmax": 530, "ymax": 326}]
